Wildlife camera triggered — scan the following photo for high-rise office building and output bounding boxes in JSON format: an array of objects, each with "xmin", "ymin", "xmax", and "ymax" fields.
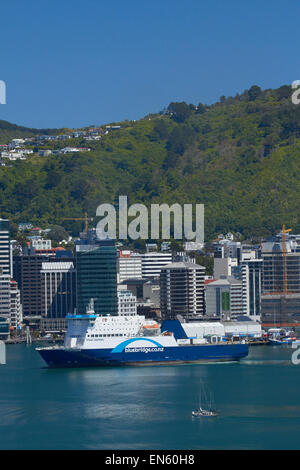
[
  {"xmin": 240, "ymin": 259, "xmax": 262, "ymax": 322},
  {"xmin": 41, "ymin": 261, "xmax": 76, "ymax": 318},
  {"xmin": 14, "ymin": 254, "xmax": 52, "ymax": 316},
  {"xmin": 14, "ymin": 250, "xmax": 74, "ymax": 317},
  {"xmin": 160, "ymin": 261, "xmax": 205, "ymax": 319},
  {"xmin": 76, "ymin": 239, "xmax": 117, "ymax": 316},
  {"xmin": 0, "ymin": 219, "xmax": 11, "ymax": 276}
]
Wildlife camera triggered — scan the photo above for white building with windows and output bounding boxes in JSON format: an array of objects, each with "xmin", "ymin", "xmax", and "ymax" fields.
[
  {"xmin": 9, "ymin": 280, "xmax": 23, "ymax": 329},
  {"xmin": 118, "ymin": 251, "xmax": 142, "ymax": 282},
  {"xmin": 240, "ymin": 259, "xmax": 263, "ymax": 322},
  {"xmin": 0, "ymin": 274, "xmax": 11, "ymax": 319},
  {"xmin": 0, "ymin": 219, "xmax": 11, "ymax": 276},
  {"xmin": 0, "ymin": 275, "xmax": 23, "ymax": 330},
  {"xmin": 30, "ymin": 238, "xmax": 52, "ymax": 251},
  {"xmin": 117, "ymin": 287, "xmax": 137, "ymax": 316},
  {"xmin": 141, "ymin": 252, "xmax": 172, "ymax": 279}
]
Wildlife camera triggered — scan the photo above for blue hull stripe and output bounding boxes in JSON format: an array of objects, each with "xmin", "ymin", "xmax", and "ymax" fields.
[{"xmin": 37, "ymin": 344, "xmax": 249, "ymax": 368}]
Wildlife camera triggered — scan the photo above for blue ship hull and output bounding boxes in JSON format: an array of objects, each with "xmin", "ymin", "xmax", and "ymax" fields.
[{"xmin": 37, "ymin": 343, "xmax": 249, "ymax": 368}]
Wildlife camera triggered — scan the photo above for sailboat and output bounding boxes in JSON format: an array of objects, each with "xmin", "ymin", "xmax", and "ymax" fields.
[{"xmin": 192, "ymin": 385, "xmax": 219, "ymax": 417}]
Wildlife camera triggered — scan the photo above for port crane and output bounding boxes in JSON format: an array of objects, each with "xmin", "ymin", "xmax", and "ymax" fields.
[{"xmin": 62, "ymin": 212, "xmax": 94, "ymax": 233}]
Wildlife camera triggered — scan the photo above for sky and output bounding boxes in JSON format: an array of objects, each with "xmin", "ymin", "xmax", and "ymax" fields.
[{"xmin": 1, "ymin": 0, "xmax": 300, "ymax": 129}]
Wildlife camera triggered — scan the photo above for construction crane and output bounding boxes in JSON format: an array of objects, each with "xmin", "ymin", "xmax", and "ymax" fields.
[
  {"xmin": 282, "ymin": 224, "xmax": 291, "ymax": 294},
  {"xmin": 62, "ymin": 212, "xmax": 94, "ymax": 233}
]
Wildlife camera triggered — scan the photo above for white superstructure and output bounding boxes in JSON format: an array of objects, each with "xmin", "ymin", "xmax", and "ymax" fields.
[{"xmin": 64, "ymin": 313, "xmax": 177, "ymax": 350}]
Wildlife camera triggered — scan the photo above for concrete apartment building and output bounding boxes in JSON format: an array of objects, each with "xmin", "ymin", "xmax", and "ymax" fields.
[{"xmin": 160, "ymin": 261, "xmax": 205, "ymax": 320}]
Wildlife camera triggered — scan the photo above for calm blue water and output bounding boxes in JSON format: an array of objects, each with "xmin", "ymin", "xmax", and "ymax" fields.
[{"xmin": 0, "ymin": 344, "xmax": 299, "ymax": 450}]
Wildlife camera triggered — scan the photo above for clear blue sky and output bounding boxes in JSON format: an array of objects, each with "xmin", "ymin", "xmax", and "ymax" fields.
[{"xmin": 1, "ymin": 0, "xmax": 300, "ymax": 129}]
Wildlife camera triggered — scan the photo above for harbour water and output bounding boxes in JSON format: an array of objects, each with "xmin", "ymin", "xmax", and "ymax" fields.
[{"xmin": 0, "ymin": 343, "xmax": 299, "ymax": 450}]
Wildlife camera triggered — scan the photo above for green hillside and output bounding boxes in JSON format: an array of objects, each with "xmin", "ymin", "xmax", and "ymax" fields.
[
  {"xmin": 0, "ymin": 120, "xmax": 61, "ymax": 144},
  {"xmin": 1, "ymin": 84, "xmax": 300, "ymax": 240}
]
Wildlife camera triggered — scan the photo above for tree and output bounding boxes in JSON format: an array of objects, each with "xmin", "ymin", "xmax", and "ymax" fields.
[
  {"xmin": 248, "ymin": 85, "xmax": 262, "ymax": 101},
  {"xmin": 132, "ymin": 239, "xmax": 146, "ymax": 251},
  {"xmin": 195, "ymin": 254, "xmax": 214, "ymax": 275},
  {"xmin": 47, "ymin": 225, "xmax": 69, "ymax": 242},
  {"xmin": 167, "ymin": 102, "xmax": 192, "ymax": 123},
  {"xmin": 15, "ymin": 232, "xmax": 28, "ymax": 248},
  {"xmin": 9, "ymin": 222, "xmax": 18, "ymax": 238},
  {"xmin": 154, "ymin": 120, "xmax": 169, "ymax": 140},
  {"xmin": 277, "ymin": 85, "xmax": 290, "ymax": 100},
  {"xmin": 196, "ymin": 103, "xmax": 206, "ymax": 114},
  {"xmin": 170, "ymin": 240, "xmax": 184, "ymax": 252}
]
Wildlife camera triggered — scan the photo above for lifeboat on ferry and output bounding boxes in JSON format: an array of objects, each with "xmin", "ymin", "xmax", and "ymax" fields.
[{"xmin": 142, "ymin": 320, "xmax": 160, "ymax": 335}]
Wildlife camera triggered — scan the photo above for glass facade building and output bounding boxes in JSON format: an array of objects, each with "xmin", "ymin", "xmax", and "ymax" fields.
[{"xmin": 76, "ymin": 239, "xmax": 117, "ymax": 316}]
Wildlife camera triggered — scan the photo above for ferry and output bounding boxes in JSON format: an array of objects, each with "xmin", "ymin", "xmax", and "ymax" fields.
[{"xmin": 36, "ymin": 301, "xmax": 249, "ymax": 368}]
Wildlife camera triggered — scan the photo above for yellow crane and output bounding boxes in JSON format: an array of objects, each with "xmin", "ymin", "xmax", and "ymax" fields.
[
  {"xmin": 62, "ymin": 212, "xmax": 94, "ymax": 233},
  {"xmin": 282, "ymin": 224, "xmax": 291, "ymax": 294}
]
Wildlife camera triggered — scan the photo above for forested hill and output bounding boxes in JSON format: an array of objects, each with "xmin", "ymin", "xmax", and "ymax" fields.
[
  {"xmin": 0, "ymin": 120, "xmax": 60, "ymax": 143},
  {"xmin": 1, "ymin": 84, "xmax": 300, "ymax": 240}
]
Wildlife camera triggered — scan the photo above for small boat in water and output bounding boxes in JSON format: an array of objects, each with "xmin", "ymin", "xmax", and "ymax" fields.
[
  {"xmin": 267, "ymin": 328, "xmax": 299, "ymax": 345},
  {"xmin": 192, "ymin": 385, "xmax": 219, "ymax": 417},
  {"xmin": 192, "ymin": 408, "xmax": 219, "ymax": 417}
]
